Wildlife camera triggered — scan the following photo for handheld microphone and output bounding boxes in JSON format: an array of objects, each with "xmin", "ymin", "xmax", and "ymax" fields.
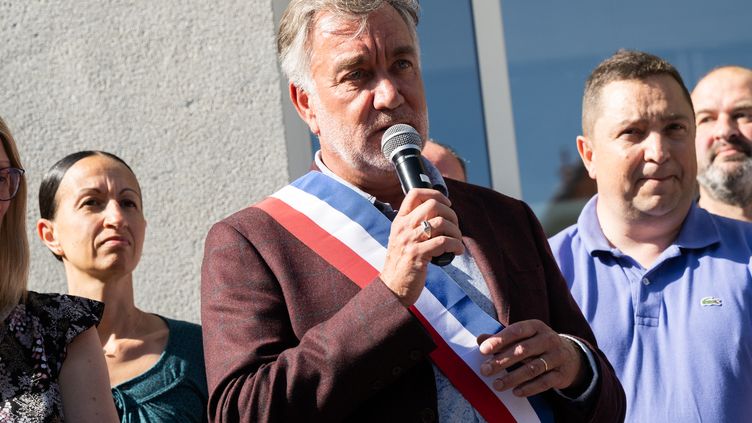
[{"xmin": 381, "ymin": 124, "xmax": 454, "ymax": 267}]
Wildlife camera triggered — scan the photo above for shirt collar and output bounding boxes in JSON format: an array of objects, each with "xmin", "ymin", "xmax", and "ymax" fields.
[
  {"xmin": 673, "ymin": 202, "xmax": 721, "ymax": 249},
  {"xmin": 313, "ymin": 150, "xmax": 449, "ymax": 207},
  {"xmin": 577, "ymin": 195, "xmax": 613, "ymax": 254},
  {"xmin": 577, "ymin": 194, "xmax": 721, "ymax": 256}
]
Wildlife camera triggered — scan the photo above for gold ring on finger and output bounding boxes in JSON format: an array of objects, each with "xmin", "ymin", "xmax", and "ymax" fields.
[{"xmin": 537, "ymin": 357, "xmax": 549, "ymax": 373}]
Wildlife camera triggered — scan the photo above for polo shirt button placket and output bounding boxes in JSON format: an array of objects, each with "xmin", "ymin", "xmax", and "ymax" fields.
[{"xmin": 642, "ymin": 277, "xmax": 650, "ymax": 286}]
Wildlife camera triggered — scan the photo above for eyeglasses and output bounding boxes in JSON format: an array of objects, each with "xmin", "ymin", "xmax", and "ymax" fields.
[{"xmin": 0, "ymin": 168, "xmax": 24, "ymax": 201}]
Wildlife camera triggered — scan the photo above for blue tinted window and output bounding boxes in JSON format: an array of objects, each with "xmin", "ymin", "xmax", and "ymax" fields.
[{"xmin": 419, "ymin": 0, "xmax": 490, "ymax": 186}]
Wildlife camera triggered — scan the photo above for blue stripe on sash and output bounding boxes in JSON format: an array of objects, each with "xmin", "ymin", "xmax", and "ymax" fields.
[
  {"xmin": 291, "ymin": 172, "xmax": 390, "ymax": 247},
  {"xmin": 425, "ymin": 266, "xmax": 502, "ymax": 336}
]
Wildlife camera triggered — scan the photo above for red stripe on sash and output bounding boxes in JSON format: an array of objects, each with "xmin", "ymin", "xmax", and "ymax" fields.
[
  {"xmin": 256, "ymin": 197, "xmax": 375, "ymax": 288},
  {"xmin": 257, "ymin": 195, "xmax": 519, "ymax": 423}
]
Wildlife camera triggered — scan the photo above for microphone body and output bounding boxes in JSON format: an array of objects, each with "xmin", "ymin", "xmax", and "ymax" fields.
[
  {"xmin": 392, "ymin": 147, "xmax": 431, "ymax": 193},
  {"xmin": 381, "ymin": 124, "xmax": 454, "ymax": 266}
]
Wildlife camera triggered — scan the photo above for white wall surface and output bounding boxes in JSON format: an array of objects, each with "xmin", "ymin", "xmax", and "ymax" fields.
[{"xmin": 0, "ymin": 0, "xmax": 294, "ymax": 323}]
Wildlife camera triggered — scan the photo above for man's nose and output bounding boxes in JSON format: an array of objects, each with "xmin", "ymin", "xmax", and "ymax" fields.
[
  {"xmin": 372, "ymin": 75, "xmax": 404, "ymax": 110},
  {"xmin": 713, "ymin": 114, "xmax": 741, "ymax": 142},
  {"xmin": 644, "ymin": 132, "xmax": 670, "ymax": 163}
]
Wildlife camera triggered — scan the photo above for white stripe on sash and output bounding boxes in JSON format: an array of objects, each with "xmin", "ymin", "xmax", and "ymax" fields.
[{"xmin": 272, "ymin": 185, "xmax": 386, "ymax": 269}]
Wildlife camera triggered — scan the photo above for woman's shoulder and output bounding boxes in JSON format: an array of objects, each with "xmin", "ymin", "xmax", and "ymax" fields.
[
  {"xmin": 0, "ymin": 292, "xmax": 104, "ymax": 394},
  {"xmin": 162, "ymin": 316, "xmax": 202, "ymax": 340},
  {"xmin": 25, "ymin": 291, "xmax": 104, "ymax": 317},
  {"xmin": 161, "ymin": 316, "xmax": 204, "ymax": 361},
  {"xmin": 21, "ymin": 291, "xmax": 104, "ymax": 339}
]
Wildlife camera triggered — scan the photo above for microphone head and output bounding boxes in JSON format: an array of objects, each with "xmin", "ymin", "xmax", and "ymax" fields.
[{"xmin": 381, "ymin": 124, "xmax": 423, "ymax": 162}]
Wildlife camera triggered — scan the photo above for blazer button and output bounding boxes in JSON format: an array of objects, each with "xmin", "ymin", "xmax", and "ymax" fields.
[
  {"xmin": 392, "ymin": 366, "xmax": 402, "ymax": 377},
  {"xmin": 410, "ymin": 350, "xmax": 422, "ymax": 361},
  {"xmin": 420, "ymin": 408, "xmax": 436, "ymax": 422},
  {"xmin": 372, "ymin": 379, "xmax": 385, "ymax": 391}
]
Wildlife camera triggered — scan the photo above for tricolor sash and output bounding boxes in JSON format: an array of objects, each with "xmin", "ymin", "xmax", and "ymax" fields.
[{"xmin": 255, "ymin": 171, "xmax": 553, "ymax": 423}]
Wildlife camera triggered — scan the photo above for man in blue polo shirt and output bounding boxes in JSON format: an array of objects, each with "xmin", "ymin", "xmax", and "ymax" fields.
[{"xmin": 549, "ymin": 49, "xmax": 752, "ymax": 422}]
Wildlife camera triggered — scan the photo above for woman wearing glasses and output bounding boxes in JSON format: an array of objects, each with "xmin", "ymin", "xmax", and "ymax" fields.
[
  {"xmin": 36, "ymin": 150, "xmax": 207, "ymax": 422},
  {"xmin": 0, "ymin": 118, "xmax": 118, "ymax": 421}
]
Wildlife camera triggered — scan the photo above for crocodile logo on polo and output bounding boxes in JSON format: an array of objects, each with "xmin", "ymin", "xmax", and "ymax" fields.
[{"xmin": 700, "ymin": 296, "xmax": 722, "ymax": 307}]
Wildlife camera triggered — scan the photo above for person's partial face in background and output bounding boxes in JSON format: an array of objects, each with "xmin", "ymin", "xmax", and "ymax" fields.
[
  {"xmin": 38, "ymin": 155, "xmax": 146, "ymax": 280},
  {"xmin": 422, "ymin": 141, "xmax": 466, "ymax": 182},
  {"xmin": 291, "ymin": 4, "xmax": 428, "ymax": 184},
  {"xmin": 692, "ymin": 67, "xmax": 752, "ymax": 204},
  {"xmin": 577, "ymin": 75, "xmax": 696, "ymax": 221},
  {"xmin": 0, "ymin": 146, "xmax": 11, "ymax": 225}
]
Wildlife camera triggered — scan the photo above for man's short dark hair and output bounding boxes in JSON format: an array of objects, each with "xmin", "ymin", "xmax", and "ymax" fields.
[{"xmin": 582, "ymin": 49, "xmax": 693, "ymax": 136}]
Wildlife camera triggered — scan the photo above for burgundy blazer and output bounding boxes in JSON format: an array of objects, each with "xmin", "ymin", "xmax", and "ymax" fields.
[{"xmin": 201, "ymin": 176, "xmax": 625, "ymax": 422}]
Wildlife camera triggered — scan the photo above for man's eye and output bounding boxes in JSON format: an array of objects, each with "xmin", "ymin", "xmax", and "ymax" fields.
[
  {"xmin": 343, "ymin": 70, "xmax": 367, "ymax": 81},
  {"xmin": 665, "ymin": 123, "xmax": 689, "ymax": 137},
  {"xmin": 697, "ymin": 115, "xmax": 713, "ymax": 125},
  {"xmin": 667, "ymin": 123, "xmax": 687, "ymax": 131},
  {"xmin": 733, "ymin": 111, "xmax": 752, "ymax": 122},
  {"xmin": 395, "ymin": 59, "xmax": 412, "ymax": 70}
]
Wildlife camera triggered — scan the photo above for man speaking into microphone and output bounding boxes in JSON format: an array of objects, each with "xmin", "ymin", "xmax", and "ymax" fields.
[{"xmin": 200, "ymin": 1, "xmax": 625, "ymax": 422}]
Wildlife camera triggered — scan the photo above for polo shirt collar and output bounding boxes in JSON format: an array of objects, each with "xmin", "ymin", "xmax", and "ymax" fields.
[
  {"xmin": 577, "ymin": 195, "xmax": 613, "ymax": 255},
  {"xmin": 577, "ymin": 195, "xmax": 721, "ymax": 256},
  {"xmin": 673, "ymin": 202, "xmax": 721, "ymax": 249}
]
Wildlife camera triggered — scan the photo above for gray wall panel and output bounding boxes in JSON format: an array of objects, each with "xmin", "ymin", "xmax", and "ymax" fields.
[{"xmin": 1, "ymin": 0, "xmax": 288, "ymax": 323}]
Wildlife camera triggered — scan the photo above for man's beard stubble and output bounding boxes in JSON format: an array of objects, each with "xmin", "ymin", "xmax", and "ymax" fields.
[
  {"xmin": 697, "ymin": 143, "xmax": 752, "ymax": 206},
  {"xmin": 323, "ymin": 111, "xmax": 429, "ymax": 175}
]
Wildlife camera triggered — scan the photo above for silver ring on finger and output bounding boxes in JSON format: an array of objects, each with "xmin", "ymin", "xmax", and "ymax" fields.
[
  {"xmin": 537, "ymin": 357, "xmax": 549, "ymax": 373},
  {"xmin": 421, "ymin": 220, "xmax": 433, "ymax": 240}
]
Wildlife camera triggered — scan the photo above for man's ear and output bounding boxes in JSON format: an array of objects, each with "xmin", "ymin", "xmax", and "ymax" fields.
[
  {"xmin": 577, "ymin": 135, "xmax": 597, "ymax": 179},
  {"xmin": 289, "ymin": 83, "xmax": 320, "ymax": 135},
  {"xmin": 36, "ymin": 219, "xmax": 63, "ymax": 257}
]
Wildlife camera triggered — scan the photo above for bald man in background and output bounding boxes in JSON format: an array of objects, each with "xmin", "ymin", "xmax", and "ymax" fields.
[
  {"xmin": 692, "ymin": 66, "xmax": 752, "ymax": 222},
  {"xmin": 422, "ymin": 140, "xmax": 467, "ymax": 182}
]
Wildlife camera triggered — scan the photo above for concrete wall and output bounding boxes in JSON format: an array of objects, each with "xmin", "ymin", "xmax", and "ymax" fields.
[{"xmin": 0, "ymin": 0, "xmax": 297, "ymax": 323}]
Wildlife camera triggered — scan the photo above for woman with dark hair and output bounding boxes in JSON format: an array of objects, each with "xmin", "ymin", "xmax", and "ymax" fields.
[
  {"xmin": 36, "ymin": 151, "xmax": 207, "ymax": 422},
  {"xmin": 0, "ymin": 118, "xmax": 118, "ymax": 421}
]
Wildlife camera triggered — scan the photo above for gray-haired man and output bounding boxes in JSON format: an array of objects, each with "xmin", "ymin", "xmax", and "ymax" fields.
[{"xmin": 201, "ymin": 1, "xmax": 625, "ymax": 421}]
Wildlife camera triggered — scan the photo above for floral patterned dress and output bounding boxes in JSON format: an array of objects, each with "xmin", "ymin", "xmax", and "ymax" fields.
[{"xmin": 0, "ymin": 292, "xmax": 103, "ymax": 422}]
